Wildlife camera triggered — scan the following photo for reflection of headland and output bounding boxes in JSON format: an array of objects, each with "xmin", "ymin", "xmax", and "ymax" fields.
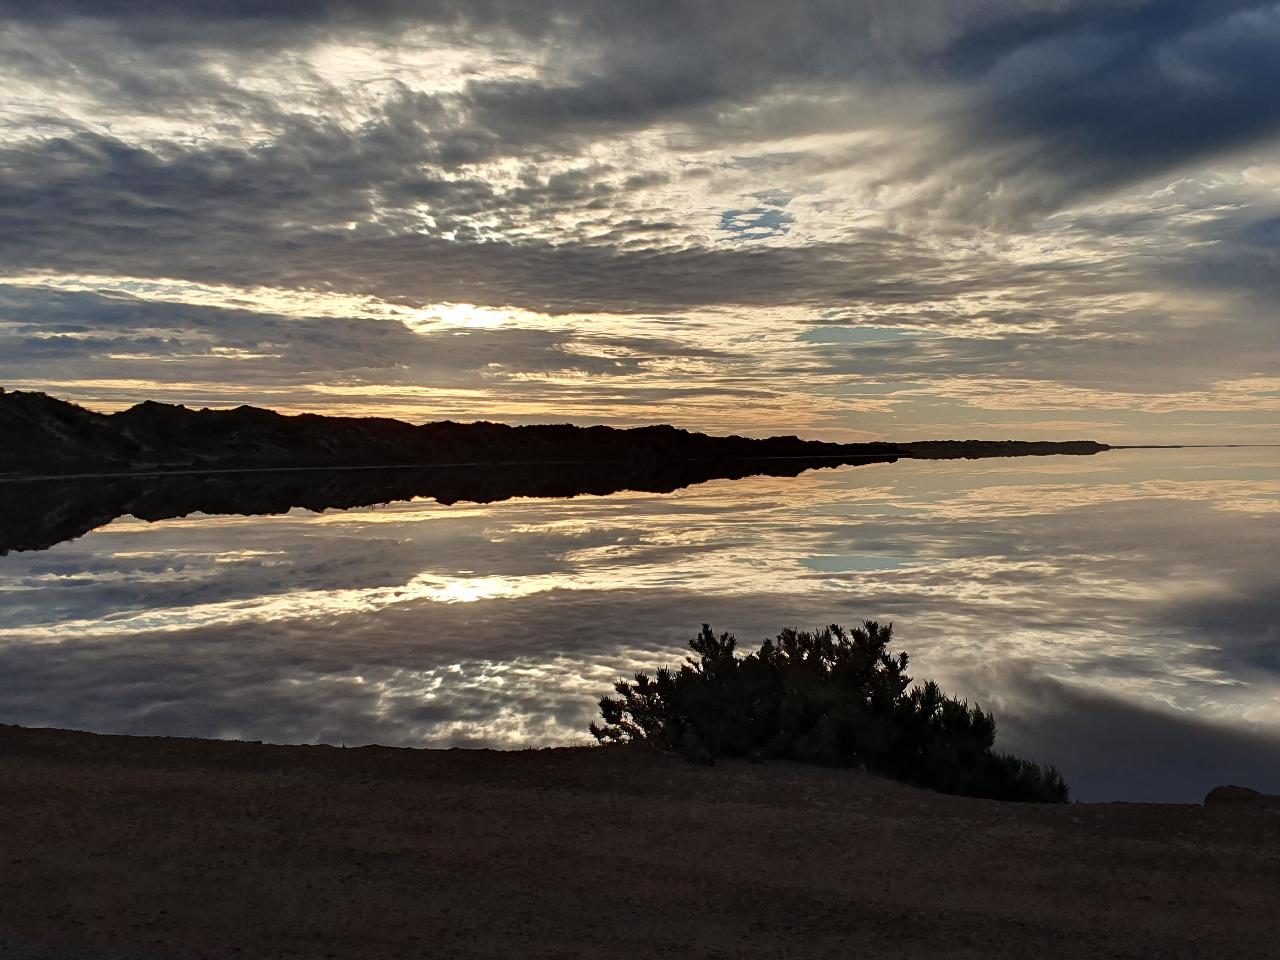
[
  {"xmin": 0, "ymin": 390, "xmax": 1114, "ymax": 552},
  {"xmin": 0, "ymin": 455, "xmax": 898, "ymax": 554}
]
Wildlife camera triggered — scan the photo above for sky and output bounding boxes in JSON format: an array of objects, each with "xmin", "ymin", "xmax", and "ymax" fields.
[{"xmin": 1, "ymin": 1, "xmax": 1278, "ymax": 443}]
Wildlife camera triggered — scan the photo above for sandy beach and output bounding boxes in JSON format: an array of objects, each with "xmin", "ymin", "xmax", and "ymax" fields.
[{"xmin": 1, "ymin": 724, "xmax": 1277, "ymax": 958}]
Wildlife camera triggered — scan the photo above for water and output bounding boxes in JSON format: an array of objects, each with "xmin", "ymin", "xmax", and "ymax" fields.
[{"xmin": 2, "ymin": 447, "xmax": 1277, "ymax": 802}]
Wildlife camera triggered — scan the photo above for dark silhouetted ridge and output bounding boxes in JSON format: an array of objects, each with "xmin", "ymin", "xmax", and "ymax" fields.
[{"xmin": 0, "ymin": 389, "xmax": 1109, "ymax": 477}]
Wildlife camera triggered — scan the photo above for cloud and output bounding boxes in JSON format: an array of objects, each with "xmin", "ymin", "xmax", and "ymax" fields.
[
  {"xmin": 942, "ymin": 2, "xmax": 1280, "ymax": 218},
  {"xmin": 0, "ymin": 1, "xmax": 1276, "ymax": 441}
]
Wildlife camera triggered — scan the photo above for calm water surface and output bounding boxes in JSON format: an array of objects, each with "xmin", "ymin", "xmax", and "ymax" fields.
[{"xmin": 3, "ymin": 447, "xmax": 1277, "ymax": 801}]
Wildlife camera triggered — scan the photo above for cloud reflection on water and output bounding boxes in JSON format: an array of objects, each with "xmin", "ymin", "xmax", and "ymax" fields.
[{"xmin": 1, "ymin": 447, "xmax": 1277, "ymax": 801}]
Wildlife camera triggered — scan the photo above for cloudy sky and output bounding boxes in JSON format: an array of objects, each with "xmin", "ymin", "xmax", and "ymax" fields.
[{"xmin": 2, "ymin": 0, "xmax": 1278, "ymax": 442}]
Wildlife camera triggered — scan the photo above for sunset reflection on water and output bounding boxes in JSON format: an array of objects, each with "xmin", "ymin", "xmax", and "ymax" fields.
[{"xmin": 2, "ymin": 446, "xmax": 1277, "ymax": 801}]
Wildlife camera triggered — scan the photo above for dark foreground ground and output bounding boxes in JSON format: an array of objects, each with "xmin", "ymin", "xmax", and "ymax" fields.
[{"xmin": 1, "ymin": 725, "xmax": 1278, "ymax": 959}]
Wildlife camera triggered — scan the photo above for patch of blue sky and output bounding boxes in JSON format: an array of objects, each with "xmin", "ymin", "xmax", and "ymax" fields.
[{"xmin": 717, "ymin": 205, "xmax": 795, "ymax": 241}]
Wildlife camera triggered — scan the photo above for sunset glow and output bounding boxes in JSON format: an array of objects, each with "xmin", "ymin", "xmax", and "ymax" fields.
[{"xmin": 1, "ymin": 3, "xmax": 1277, "ymax": 442}]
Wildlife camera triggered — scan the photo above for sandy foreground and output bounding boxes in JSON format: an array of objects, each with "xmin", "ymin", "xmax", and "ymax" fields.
[{"xmin": 1, "ymin": 724, "xmax": 1278, "ymax": 959}]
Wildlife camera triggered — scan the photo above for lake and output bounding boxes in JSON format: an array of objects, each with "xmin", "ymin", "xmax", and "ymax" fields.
[{"xmin": 2, "ymin": 446, "xmax": 1277, "ymax": 802}]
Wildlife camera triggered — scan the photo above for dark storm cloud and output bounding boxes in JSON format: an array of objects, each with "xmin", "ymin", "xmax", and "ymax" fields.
[
  {"xmin": 3, "ymin": 2, "xmax": 1280, "ymax": 284},
  {"xmin": 948, "ymin": 2, "xmax": 1280, "ymax": 216},
  {"xmin": 7, "ymin": 1, "xmax": 1279, "ymax": 193},
  {"xmin": 0, "ymin": 0, "xmax": 562, "ymax": 49},
  {"xmin": 6, "ymin": 9, "xmax": 1278, "ymax": 208},
  {"xmin": 0, "ymin": 1, "xmax": 1041, "ymax": 54}
]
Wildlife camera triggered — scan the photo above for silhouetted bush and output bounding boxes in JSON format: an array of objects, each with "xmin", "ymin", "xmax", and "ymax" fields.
[{"xmin": 590, "ymin": 622, "xmax": 1069, "ymax": 803}]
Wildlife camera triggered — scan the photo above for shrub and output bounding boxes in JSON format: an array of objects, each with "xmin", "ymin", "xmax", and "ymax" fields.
[{"xmin": 590, "ymin": 622, "xmax": 1069, "ymax": 803}]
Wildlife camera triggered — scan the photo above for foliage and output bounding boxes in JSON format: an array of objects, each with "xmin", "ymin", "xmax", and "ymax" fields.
[{"xmin": 590, "ymin": 622, "xmax": 1069, "ymax": 803}]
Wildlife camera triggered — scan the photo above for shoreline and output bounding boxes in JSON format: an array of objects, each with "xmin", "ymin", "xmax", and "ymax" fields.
[
  {"xmin": 0, "ymin": 454, "xmax": 901, "ymax": 484},
  {"xmin": 0, "ymin": 448, "xmax": 1111, "ymax": 484},
  {"xmin": 2, "ymin": 723, "xmax": 1277, "ymax": 958}
]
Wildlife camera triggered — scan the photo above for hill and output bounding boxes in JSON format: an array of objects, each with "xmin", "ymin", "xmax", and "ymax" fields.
[{"xmin": 0, "ymin": 389, "xmax": 1110, "ymax": 476}]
